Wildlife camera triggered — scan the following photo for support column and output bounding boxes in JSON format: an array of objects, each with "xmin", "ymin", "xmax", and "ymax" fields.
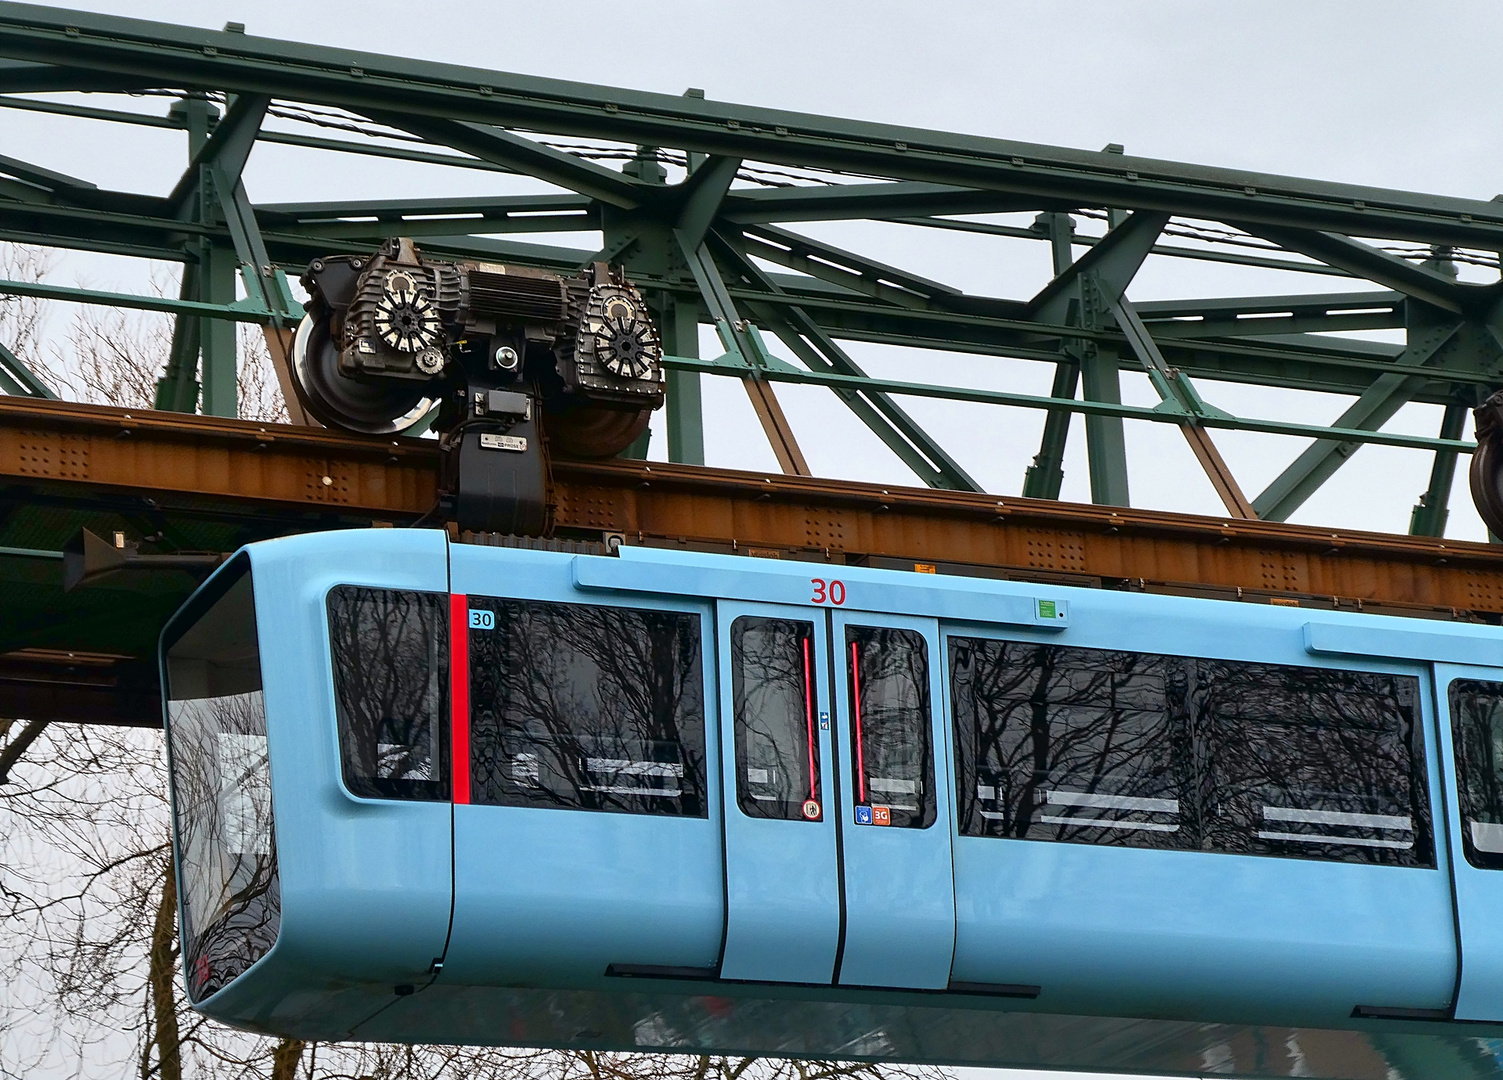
[
  {"xmin": 1410, "ymin": 398, "xmax": 1469, "ymax": 537},
  {"xmin": 156, "ymin": 94, "xmax": 216, "ymax": 414},
  {"xmin": 1022, "ymin": 211, "xmax": 1079, "ymax": 499},
  {"xmin": 198, "ymin": 236, "xmax": 238, "ymax": 418},
  {"xmin": 662, "ymin": 295, "xmax": 704, "ymax": 465},
  {"xmin": 1080, "ymin": 346, "xmax": 1130, "ymax": 505}
]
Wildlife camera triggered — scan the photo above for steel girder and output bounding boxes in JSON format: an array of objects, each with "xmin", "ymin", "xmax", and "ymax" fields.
[
  {"xmin": 3, "ymin": 7, "xmax": 1503, "ymax": 245},
  {"xmin": 0, "ymin": 5, "xmax": 1500, "ymax": 523}
]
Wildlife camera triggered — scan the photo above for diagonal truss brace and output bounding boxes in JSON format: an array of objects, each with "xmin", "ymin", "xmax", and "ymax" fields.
[
  {"xmin": 675, "ymin": 232, "xmax": 810, "ymax": 475},
  {"xmin": 1231, "ymin": 222, "xmax": 1477, "ymax": 315},
  {"xmin": 714, "ymin": 231, "xmax": 981, "ymax": 491},
  {"xmin": 1253, "ymin": 321, "xmax": 1465, "ymax": 522},
  {"xmin": 0, "ymin": 337, "xmax": 54, "ymax": 398},
  {"xmin": 368, "ymin": 112, "xmax": 649, "ymax": 209},
  {"xmin": 1108, "ymin": 292, "xmax": 1256, "ymax": 518}
]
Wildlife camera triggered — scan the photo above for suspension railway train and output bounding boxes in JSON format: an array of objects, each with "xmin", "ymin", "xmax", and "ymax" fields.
[{"xmin": 160, "ymin": 529, "xmax": 1503, "ymax": 1078}]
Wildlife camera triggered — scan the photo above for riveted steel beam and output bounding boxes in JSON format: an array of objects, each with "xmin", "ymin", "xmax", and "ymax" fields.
[
  {"xmin": 717, "ymin": 231, "xmax": 981, "ymax": 492},
  {"xmin": 369, "ymin": 113, "xmax": 650, "ymax": 208},
  {"xmin": 1253, "ymin": 320, "xmax": 1475, "ymax": 522},
  {"xmin": 3, "ymin": 8, "xmax": 1503, "ymax": 244}
]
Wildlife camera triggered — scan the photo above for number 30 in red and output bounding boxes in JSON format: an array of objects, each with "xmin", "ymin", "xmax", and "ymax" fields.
[{"xmin": 811, "ymin": 578, "xmax": 846, "ymax": 605}]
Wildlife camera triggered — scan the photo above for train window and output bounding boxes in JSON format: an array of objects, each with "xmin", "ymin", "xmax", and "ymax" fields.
[
  {"xmin": 327, "ymin": 587, "xmax": 450, "ymax": 801},
  {"xmin": 949, "ymin": 640, "xmax": 1185, "ymax": 849},
  {"xmin": 1196, "ymin": 661, "xmax": 1427, "ymax": 865},
  {"xmin": 848, "ymin": 626, "xmax": 935, "ymax": 829},
  {"xmin": 1448, "ymin": 680, "xmax": 1503, "ymax": 869},
  {"xmin": 950, "ymin": 638, "xmax": 1432, "ymax": 867},
  {"xmin": 467, "ymin": 598, "xmax": 706, "ymax": 817},
  {"xmin": 162, "ymin": 557, "xmax": 280, "ymax": 1003},
  {"xmin": 731, "ymin": 616, "xmax": 821, "ymax": 821}
]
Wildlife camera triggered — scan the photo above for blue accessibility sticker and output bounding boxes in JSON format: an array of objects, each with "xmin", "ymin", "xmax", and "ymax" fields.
[{"xmin": 854, "ymin": 805, "xmax": 873, "ymax": 826}]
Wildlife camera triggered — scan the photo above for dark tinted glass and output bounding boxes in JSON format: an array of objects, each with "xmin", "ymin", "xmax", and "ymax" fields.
[
  {"xmin": 163, "ymin": 559, "xmax": 280, "ymax": 1003},
  {"xmin": 848, "ymin": 626, "xmax": 935, "ymax": 829},
  {"xmin": 950, "ymin": 638, "xmax": 1431, "ymax": 867},
  {"xmin": 1197, "ymin": 660, "xmax": 1426, "ymax": 864},
  {"xmin": 468, "ymin": 598, "xmax": 706, "ymax": 816},
  {"xmin": 950, "ymin": 640, "xmax": 1183, "ymax": 847},
  {"xmin": 732, "ymin": 616, "xmax": 821, "ymax": 821},
  {"xmin": 1448, "ymin": 680, "xmax": 1503, "ymax": 869},
  {"xmin": 327, "ymin": 587, "xmax": 450, "ymax": 801}
]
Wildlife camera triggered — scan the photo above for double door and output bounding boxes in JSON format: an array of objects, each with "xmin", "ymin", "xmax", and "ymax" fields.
[{"xmin": 715, "ymin": 600, "xmax": 956, "ymax": 988}]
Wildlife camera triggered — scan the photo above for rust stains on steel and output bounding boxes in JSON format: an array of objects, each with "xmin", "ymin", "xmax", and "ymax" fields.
[
  {"xmin": 0, "ymin": 396, "xmax": 438, "ymax": 514},
  {"xmin": 558, "ymin": 461, "xmax": 1503, "ymax": 617},
  {"xmin": 3, "ymin": 396, "xmax": 1503, "ymax": 617}
]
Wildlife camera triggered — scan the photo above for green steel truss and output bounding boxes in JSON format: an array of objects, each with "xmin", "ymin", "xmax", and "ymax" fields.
[{"xmin": 0, "ymin": 5, "xmax": 1501, "ymax": 531}]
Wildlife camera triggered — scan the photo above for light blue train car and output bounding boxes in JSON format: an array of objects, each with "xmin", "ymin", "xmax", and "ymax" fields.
[{"xmin": 159, "ymin": 529, "xmax": 1503, "ymax": 1078}]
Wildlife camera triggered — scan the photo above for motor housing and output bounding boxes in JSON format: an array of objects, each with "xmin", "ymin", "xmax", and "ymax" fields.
[{"xmin": 290, "ymin": 237, "xmax": 665, "ymax": 533}]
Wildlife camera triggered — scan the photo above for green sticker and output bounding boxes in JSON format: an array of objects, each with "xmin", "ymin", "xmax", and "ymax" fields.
[{"xmin": 1037, "ymin": 599, "xmax": 1057, "ymax": 620}]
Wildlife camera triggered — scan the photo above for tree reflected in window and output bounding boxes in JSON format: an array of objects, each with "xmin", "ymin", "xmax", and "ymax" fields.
[
  {"xmin": 327, "ymin": 587, "xmax": 449, "ymax": 801},
  {"xmin": 1449, "ymin": 680, "xmax": 1503, "ymax": 869},
  {"xmin": 848, "ymin": 626, "xmax": 934, "ymax": 829},
  {"xmin": 164, "ymin": 562, "xmax": 280, "ymax": 1003},
  {"xmin": 732, "ymin": 617, "xmax": 820, "ymax": 821},
  {"xmin": 469, "ymin": 599, "xmax": 706, "ymax": 817},
  {"xmin": 951, "ymin": 637, "xmax": 1430, "ymax": 867}
]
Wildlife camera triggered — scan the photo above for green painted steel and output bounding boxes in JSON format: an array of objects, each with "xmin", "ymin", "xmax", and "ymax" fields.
[
  {"xmin": 659, "ymin": 354, "xmax": 1477, "ymax": 454},
  {"xmin": 0, "ymin": 337, "xmax": 53, "ymax": 398},
  {"xmin": 0, "ymin": 3, "xmax": 1500, "ymax": 521},
  {"xmin": 1410, "ymin": 399, "xmax": 1470, "ymax": 537}
]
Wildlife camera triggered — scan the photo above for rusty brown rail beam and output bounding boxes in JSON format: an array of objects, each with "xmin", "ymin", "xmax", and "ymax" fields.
[{"xmin": 2, "ymin": 396, "xmax": 1503, "ymax": 620}]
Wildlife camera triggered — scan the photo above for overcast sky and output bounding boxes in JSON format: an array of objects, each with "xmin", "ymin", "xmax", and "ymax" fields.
[{"xmin": 6, "ymin": 4, "xmax": 1503, "ymax": 1080}]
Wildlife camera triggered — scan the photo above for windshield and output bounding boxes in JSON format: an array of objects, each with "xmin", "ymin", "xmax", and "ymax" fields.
[{"xmin": 162, "ymin": 556, "xmax": 280, "ymax": 1002}]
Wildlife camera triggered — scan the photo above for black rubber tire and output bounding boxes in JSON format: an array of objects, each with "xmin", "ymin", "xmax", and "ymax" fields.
[
  {"xmin": 290, "ymin": 310, "xmax": 434, "ymax": 435},
  {"xmin": 544, "ymin": 404, "xmax": 653, "ymax": 459}
]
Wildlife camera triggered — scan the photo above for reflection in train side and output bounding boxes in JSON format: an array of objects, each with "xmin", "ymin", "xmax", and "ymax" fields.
[
  {"xmin": 848, "ymin": 626, "xmax": 935, "ymax": 829},
  {"xmin": 950, "ymin": 638, "xmax": 1431, "ymax": 867},
  {"xmin": 327, "ymin": 587, "xmax": 450, "ymax": 801},
  {"xmin": 731, "ymin": 616, "xmax": 821, "ymax": 821},
  {"xmin": 164, "ymin": 566, "xmax": 280, "ymax": 1003},
  {"xmin": 1449, "ymin": 680, "xmax": 1503, "ymax": 869},
  {"xmin": 468, "ymin": 599, "xmax": 707, "ymax": 817}
]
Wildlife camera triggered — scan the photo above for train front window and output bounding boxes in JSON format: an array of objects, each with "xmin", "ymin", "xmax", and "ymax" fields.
[
  {"xmin": 1448, "ymin": 680, "xmax": 1503, "ymax": 869},
  {"xmin": 731, "ymin": 616, "xmax": 821, "ymax": 821},
  {"xmin": 951, "ymin": 637, "xmax": 1432, "ymax": 867},
  {"xmin": 327, "ymin": 587, "xmax": 450, "ymax": 800},
  {"xmin": 468, "ymin": 598, "xmax": 707, "ymax": 816},
  {"xmin": 162, "ymin": 557, "xmax": 279, "ymax": 1003},
  {"xmin": 848, "ymin": 626, "xmax": 935, "ymax": 829}
]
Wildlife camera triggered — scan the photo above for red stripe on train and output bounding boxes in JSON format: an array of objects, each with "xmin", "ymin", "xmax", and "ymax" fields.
[{"xmin": 450, "ymin": 593, "xmax": 471, "ymax": 805}]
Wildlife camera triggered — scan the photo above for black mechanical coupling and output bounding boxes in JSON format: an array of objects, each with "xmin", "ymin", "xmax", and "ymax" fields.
[{"xmin": 291, "ymin": 237, "xmax": 665, "ymax": 535}]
